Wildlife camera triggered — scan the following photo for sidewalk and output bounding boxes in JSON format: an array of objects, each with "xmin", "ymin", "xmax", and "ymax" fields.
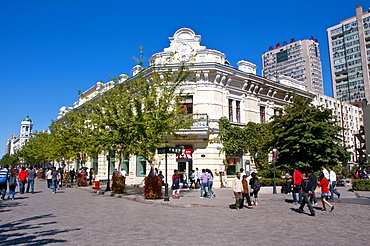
[{"xmin": 76, "ymin": 184, "xmax": 366, "ymax": 208}]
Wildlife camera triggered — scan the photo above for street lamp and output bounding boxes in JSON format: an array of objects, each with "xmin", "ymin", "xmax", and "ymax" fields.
[
  {"xmin": 272, "ymin": 148, "xmax": 277, "ymax": 194},
  {"xmin": 157, "ymin": 146, "xmax": 182, "ymax": 201}
]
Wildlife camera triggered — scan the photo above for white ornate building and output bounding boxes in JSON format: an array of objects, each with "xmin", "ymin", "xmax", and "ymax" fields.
[
  {"xmin": 7, "ymin": 116, "xmax": 34, "ymax": 155},
  {"xmin": 57, "ymin": 28, "xmax": 361, "ymax": 186}
]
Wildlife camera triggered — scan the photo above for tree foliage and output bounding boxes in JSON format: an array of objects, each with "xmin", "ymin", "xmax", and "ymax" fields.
[
  {"xmin": 0, "ymin": 153, "xmax": 19, "ymax": 167},
  {"xmin": 218, "ymin": 117, "xmax": 272, "ymax": 170},
  {"xmin": 270, "ymin": 95, "xmax": 350, "ymax": 171},
  {"xmin": 49, "ymin": 53, "xmax": 193, "ymax": 169}
]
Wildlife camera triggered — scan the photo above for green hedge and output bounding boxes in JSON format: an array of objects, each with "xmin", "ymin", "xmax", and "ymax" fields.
[
  {"xmin": 259, "ymin": 178, "xmax": 286, "ymax": 186},
  {"xmin": 352, "ymin": 179, "xmax": 370, "ymax": 191}
]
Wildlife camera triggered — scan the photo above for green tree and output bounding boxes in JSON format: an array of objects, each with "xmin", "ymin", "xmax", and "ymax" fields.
[
  {"xmin": 50, "ymin": 105, "xmax": 97, "ymax": 167},
  {"xmin": 218, "ymin": 117, "xmax": 272, "ymax": 171},
  {"xmin": 270, "ymin": 95, "xmax": 350, "ymax": 171},
  {"xmin": 0, "ymin": 153, "xmax": 19, "ymax": 167},
  {"xmin": 18, "ymin": 132, "xmax": 54, "ymax": 166}
]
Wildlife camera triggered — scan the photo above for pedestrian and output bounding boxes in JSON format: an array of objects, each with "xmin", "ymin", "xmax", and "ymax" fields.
[
  {"xmin": 292, "ymin": 167, "xmax": 302, "ymax": 204},
  {"xmin": 0, "ymin": 165, "xmax": 9, "ymax": 200},
  {"xmin": 18, "ymin": 167, "xmax": 28, "ymax": 194},
  {"xmin": 328, "ymin": 167, "xmax": 340, "ymax": 199},
  {"xmin": 195, "ymin": 168, "xmax": 201, "ymax": 189},
  {"xmin": 189, "ymin": 170, "xmax": 196, "ymax": 189},
  {"xmin": 7, "ymin": 168, "xmax": 17, "ymax": 200},
  {"xmin": 26, "ymin": 166, "xmax": 36, "ymax": 194},
  {"xmin": 285, "ymin": 171, "xmax": 292, "ymax": 194},
  {"xmin": 199, "ymin": 169, "xmax": 209, "ymax": 198},
  {"xmin": 321, "ymin": 165, "xmax": 329, "ymax": 180},
  {"xmin": 171, "ymin": 169, "xmax": 180, "ymax": 199},
  {"xmin": 69, "ymin": 168, "xmax": 75, "ymax": 184},
  {"xmin": 318, "ymin": 172, "xmax": 334, "ymax": 212},
  {"xmin": 298, "ymin": 173, "xmax": 315, "ymax": 216},
  {"xmin": 206, "ymin": 169, "xmax": 215, "ymax": 198},
  {"xmin": 51, "ymin": 167, "xmax": 60, "ymax": 194},
  {"xmin": 249, "ymin": 172, "xmax": 261, "ymax": 206},
  {"xmin": 308, "ymin": 170, "xmax": 318, "ymax": 205},
  {"xmin": 182, "ymin": 169, "xmax": 188, "ymax": 188},
  {"xmin": 232, "ymin": 172, "xmax": 243, "ymax": 210},
  {"xmin": 239, "ymin": 168, "xmax": 246, "ymax": 180},
  {"xmin": 361, "ymin": 167, "xmax": 368, "ymax": 180},
  {"xmin": 241, "ymin": 175, "xmax": 253, "ymax": 209},
  {"xmin": 46, "ymin": 168, "xmax": 53, "ymax": 188},
  {"xmin": 158, "ymin": 171, "xmax": 164, "ymax": 186}
]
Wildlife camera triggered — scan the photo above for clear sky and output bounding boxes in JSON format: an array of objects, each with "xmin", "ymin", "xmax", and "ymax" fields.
[{"xmin": 1, "ymin": 0, "xmax": 369, "ymax": 156}]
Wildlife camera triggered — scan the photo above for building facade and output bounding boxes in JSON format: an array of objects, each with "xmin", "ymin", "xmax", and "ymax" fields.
[
  {"xmin": 58, "ymin": 28, "xmax": 360, "ymax": 186},
  {"xmin": 327, "ymin": 5, "xmax": 370, "ymax": 103},
  {"xmin": 7, "ymin": 116, "xmax": 34, "ymax": 155},
  {"xmin": 262, "ymin": 39, "xmax": 324, "ymax": 94}
]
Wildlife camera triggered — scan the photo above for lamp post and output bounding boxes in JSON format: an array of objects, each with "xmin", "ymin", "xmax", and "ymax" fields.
[
  {"xmin": 105, "ymin": 152, "xmax": 111, "ymax": 192},
  {"xmin": 164, "ymin": 150, "xmax": 169, "ymax": 201},
  {"xmin": 105, "ymin": 147, "xmax": 115, "ymax": 192},
  {"xmin": 157, "ymin": 146, "xmax": 182, "ymax": 201},
  {"xmin": 272, "ymin": 148, "xmax": 277, "ymax": 194}
]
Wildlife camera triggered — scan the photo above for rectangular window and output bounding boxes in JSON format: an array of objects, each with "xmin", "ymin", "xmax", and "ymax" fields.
[
  {"xmin": 136, "ymin": 156, "xmax": 146, "ymax": 177},
  {"xmin": 260, "ymin": 106, "xmax": 266, "ymax": 124},
  {"xmin": 226, "ymin": 157, "xmax": 241, "ymax": 176},
  {"xmin": 180, "ymin": 95, "xmax": 193, "ymax": 115},
  {"xmin": 92, "ymin": 156, "xmax": 99, "ymax": 175},
  {"xmin": 122, "ymin": 157, "xmax": 129, "ymax": 176},
  {"xmin": 277, "ymin": 50, "xmax": 288, "ymax": 63},
  {"xmin": 236, "ymin": 101, "xmax": 240, "ymax": 123},
  {"xmin": 228, "ymin": 99, "xmax": 233, "ymax": 121}
]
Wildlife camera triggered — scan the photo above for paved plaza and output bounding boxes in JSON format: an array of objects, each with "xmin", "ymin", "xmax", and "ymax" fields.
[{"xmin": 1, "ymin": 180, "xmax": 370, "ymax": 245}]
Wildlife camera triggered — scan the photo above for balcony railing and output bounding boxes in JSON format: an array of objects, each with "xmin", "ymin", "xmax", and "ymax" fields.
[{"xmin": 192, "ymin": 113, "xmax": 209, "ymax": 127}]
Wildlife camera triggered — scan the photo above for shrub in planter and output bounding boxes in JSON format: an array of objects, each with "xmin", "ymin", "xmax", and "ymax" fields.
[
  {"xmin": 352, "ymin": 179, "xmax": 370, "ymax": 191},
  {"xmin": 144, "ymin": 176, "xmax": 162, "ymax": 199},
  {"xmin": 112, "ymin": 174, "xmax": 126, "ymax": 194},
  {"xmin": 259, "ymin": 178, "xmax": 286, "ymax": 187},
  {"xmin": 63, "ymin": 172, "xmax": 70, "ymax": 184},
  {"xmin": 77, "ymin": 172, "xmax": 88, "ymax": 187}
]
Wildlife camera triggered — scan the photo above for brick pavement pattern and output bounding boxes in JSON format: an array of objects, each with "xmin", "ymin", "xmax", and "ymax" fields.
[{"xmin": 1, "ymin": 181, "xmax": 370, "ymax": 245}]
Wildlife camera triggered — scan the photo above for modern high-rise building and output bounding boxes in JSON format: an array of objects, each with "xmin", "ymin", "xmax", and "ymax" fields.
[
  {"xmin": 327, "ymin": 5, "xmax": 370, "ymax": 104},
  {"xmin": 262, "ymin": 39, "xmax": 324, "ymax": 94}
]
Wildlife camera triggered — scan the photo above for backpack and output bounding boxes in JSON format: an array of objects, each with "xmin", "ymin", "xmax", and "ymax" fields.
[
  {"xmin": 253, "ymin": 178, "xmax": 261, "ymax": 191},
  {"xmin": 0, "ymin": 176, "xmax": 7, "ymax": 183}
]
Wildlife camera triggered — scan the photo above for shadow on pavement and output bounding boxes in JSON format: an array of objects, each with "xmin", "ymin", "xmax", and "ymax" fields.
[{"xmin": 0, "ymin": 214, "xmax": 81, "ymax": 245}]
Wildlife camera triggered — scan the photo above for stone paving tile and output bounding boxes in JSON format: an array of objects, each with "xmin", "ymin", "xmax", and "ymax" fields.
[{"xmin": 0, "ymin": 181, "xmax": 370, "ymax": 245}]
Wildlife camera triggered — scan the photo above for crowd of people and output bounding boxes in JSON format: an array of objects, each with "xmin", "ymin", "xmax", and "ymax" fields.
[
  {"xmin": 170, "ymin": 168, "xmax": 216, "ymax": 199},
  {"xmin": 0, "ymin": 165, "xmax": 37, "ymax": 200},
  {"xmin": 232, "ymin": 169, "xmax": 260, "ymax": 210},
  {"xmin": 283, "ymin": 165, "xmax": 340, "ymax": 216}
]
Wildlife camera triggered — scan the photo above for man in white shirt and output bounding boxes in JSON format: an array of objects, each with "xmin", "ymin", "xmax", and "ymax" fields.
[
  {"xmin": 239, "ymin": 168, "xmax": 246, "ymax": 180},
  {"xmin": 322, "ymin": 165, "xmax": 329, "ymax": 180},
  {"xmin": 46, "ymin": 169, "xmax": 53, "ymax": 189},
  {"xmin": 232, "ymin": 172, "xmax": 243, "ymax": 209},
  {"xmin": 328, "ymin": 167, "xmax": 340, "ymax": 199},
  {"xmin": 120, "ymin": 168, "xmax": 126, "ymax": 176},
  {"xmin": 195, "ymin": 168, "xmax": 201, "ymax": 189},
  {"xmin": 182, "ymin": 169, "xmax": 188, "ymax": 188}
]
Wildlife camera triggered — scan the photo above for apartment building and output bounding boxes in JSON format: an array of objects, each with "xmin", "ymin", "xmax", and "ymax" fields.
[{"xmin": 327, "ymin": 5, "xmax": 370, "ymax": 103}]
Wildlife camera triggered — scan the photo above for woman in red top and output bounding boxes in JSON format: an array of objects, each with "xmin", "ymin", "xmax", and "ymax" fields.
[
  {"xmin": 18, "ymin": 167, "xmax": 28, "ymax": 194},
  {"xmin": 318, "ymin": 172, "xmax": 334, "ymax": 212}
]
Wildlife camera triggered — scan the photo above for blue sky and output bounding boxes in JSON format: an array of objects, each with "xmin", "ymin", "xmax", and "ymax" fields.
[{"xmin": 1, "ymin": 0, "xmax": 369, "ymax": 156}]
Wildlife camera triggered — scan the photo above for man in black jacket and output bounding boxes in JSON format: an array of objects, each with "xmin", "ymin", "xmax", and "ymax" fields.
[
  {"xmin": 308, "ymin": 170, "xmax": 318, "ymax": 205},
  {"xmin": 298, "ymin": 173, "xmax": 315, "ymax": 216}
]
